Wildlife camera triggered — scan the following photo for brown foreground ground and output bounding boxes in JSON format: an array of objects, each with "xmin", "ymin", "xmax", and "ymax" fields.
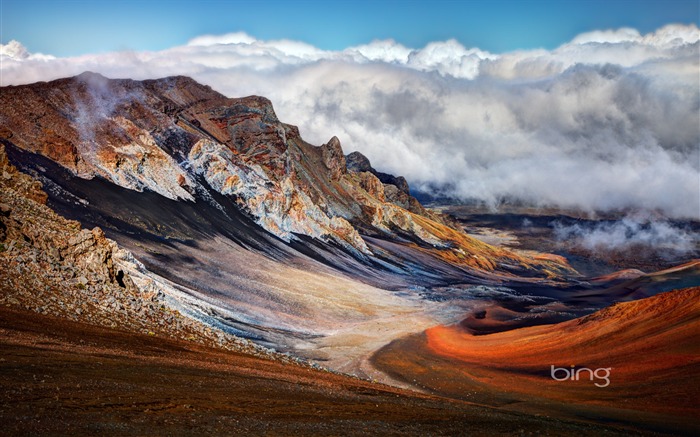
[
  {"xmin": 0, "ymin": 306, "xmax": 650, "ymax": 436},
  {"xmin": 373, "ymin": 287, "xmax": 700, "ymax": 436}
]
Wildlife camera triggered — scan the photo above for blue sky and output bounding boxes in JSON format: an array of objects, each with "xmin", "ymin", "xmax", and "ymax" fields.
[{"xmin": 2, "ymin": 0, "xmax": 699, "ymax": 56}]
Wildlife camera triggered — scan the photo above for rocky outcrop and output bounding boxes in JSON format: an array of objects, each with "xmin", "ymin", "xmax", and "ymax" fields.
[
  {"xmin": 346, "ymin": 151, "xmax": 373, "ymax": 173},
  {"xmin": 0, "ymin": 143, "xmax": 263, "ymax": 354},
  {"xmin": 346, "ymin": 151, "xmax": 409, "ymax": 194},
  {"xmin": 321, "ymin": 136, "xmax": 347, "ymax": 181},
  {"xmin": 345, "ymin": 150, "xmax": 458, "ymax": 230},
  {"xmin": 357, "ymin": 171, "xmax": 386, "ymax": 202},
  {"xmin": 188, "ymin": 138, "xmax": 369, "ymax": 253}
]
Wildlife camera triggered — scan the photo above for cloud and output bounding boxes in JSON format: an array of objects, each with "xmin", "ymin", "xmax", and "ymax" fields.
[
  {"xmin": 344, "ymin": 39, "xmax": 413, "ymax": 63},
  {"xmin": 570, "ymin": 27, "xmax": 643, "ymax": 45},
  {"xmin": 552, "ymin": 214, "xmax": 699, "ymax": 258},
  {"xmin": 186, "ymin": 32, "xmax": 257, "ymax": 46},
  {"xmin": 0, "ymin": 40, "xmax": 55, "ymax": 61},
  {"xmin": 2, "ymin": 25, "xmax": 699, "ymax": 219},
  {"xmin": 571, "ymin": 23, "xmax": 700, "ymax": 46}
]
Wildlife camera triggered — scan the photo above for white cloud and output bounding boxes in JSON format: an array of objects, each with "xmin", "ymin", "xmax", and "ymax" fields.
[
  {"xmin": 0, "ymin": 40, "xmax": 29, "ymax": 59},
  {"xmin": 407, "ymin": 39, "xmax": 495, "ymax": 79},
  {"xmin": 186, "ymin": 32, "xmax": 257, "ymax": 46},
  {"xmin": 2, "ymin": 25, "xmax": 699, "ymax": 219},
  {"xmin": 553, "ymin": 214, "xmax": 699, "ymax": 257},
  {"xmin": 0, "ymin": 40, "xmax": 55, "ymax": 61},
  {"xmin": 570, "ymin": 27, "xmax": 643, "ymax": 45},
  {"xmin": 345, "ymin": 39, "xmax": 413, "ymax": 63},
  {"xmin": 571, "ymin": 23, "xmax": 700, "ymax": 47}
]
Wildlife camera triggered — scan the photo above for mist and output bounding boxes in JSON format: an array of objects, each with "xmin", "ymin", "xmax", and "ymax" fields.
[
  {"xmin": 552, "ymin": 214, "xmax": 700, "ymax": 261},
  {"xmin": 2, "ymin": 24, "xmax": 699, "ymax": 219}
]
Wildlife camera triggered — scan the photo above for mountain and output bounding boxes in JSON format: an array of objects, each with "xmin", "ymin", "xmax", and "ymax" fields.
[
  {"xmin": 0, "ymin": 72, "xmax": 572, "ymax": 271},
  {"xmin": 0, "ymin": 126, "xmax": 644, "ymax": 435},
  {"xmin": 0, "ymin": 73, "xmax": 574, "ymax": 357}
]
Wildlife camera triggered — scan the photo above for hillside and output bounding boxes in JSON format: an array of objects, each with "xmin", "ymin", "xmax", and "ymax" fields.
[{"xmin": 372, "ymin": 287, "xmax": 700, "ymax": 434}]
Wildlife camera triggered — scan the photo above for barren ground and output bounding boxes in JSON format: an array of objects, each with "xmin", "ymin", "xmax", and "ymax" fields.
[{"xmin": 0, "ymin": 306, "xmax": 641, "ymax": 436}]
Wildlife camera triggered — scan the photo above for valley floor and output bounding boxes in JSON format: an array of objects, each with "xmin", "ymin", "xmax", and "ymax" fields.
[{"xmin": 0, "ymin": 306, "xmax": 643, "ymax": 437}]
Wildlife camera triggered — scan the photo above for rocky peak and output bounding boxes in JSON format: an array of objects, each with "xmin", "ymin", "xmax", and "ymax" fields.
[
  {"xmin": 345, "ymin": 150, "xmax": 410, "ymax": 194},
  {"xmin": 231, "ymin": 96, "xmax": 280, "ymax": 124},
  {"xmin": 387, "ymin": 175, "xmax": 410, "ymax": 194},
  {"xmin": 346, "ymin": 151, "xmax": 373, "ymax": 173},
  {"xmin": 321, "ymin": 136, "xmax": 347, "ymax": 181}
]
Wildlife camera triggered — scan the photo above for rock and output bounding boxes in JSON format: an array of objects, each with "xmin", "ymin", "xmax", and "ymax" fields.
[
  {"xmin": 91, "ymin": 227, "xmax": 105, "ymax": 241},
  {"xmin": 345, "ymin": 150, "xmax": 409, "ymax": 194},
  {"xmin": 383, "ymin": 184, "xmax": 410, "ymax": 209},
  {"xmin": 383, "ymin": 174, "xmax": 410, "ymax": 194},
  {"xmin": 357, "ymin": 172, "xmax": 385, "ymax": 202},
  {"xmin": 345, "ymin": 151, "xmax": 373, "ymax": 173},
  {"xmin": 321, "ymin": 136, "xmax": 346, "ymax": 181}
]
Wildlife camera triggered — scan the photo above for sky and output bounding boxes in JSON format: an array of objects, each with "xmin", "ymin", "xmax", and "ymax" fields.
[
  {"xmin": 2, "ymin": 0, "xmax": 699, "ymax": 56},
  {"xmin": 1, "ymin": 0, "xmax": 699, "ymax": 221}
]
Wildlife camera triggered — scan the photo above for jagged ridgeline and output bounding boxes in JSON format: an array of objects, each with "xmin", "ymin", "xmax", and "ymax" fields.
[{"xmin": 0, "ymin": 72, "xmax": 571, "ymax": 281}]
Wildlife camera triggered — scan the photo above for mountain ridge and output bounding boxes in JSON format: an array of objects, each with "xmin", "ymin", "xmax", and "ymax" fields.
[{"xmin": 0, "ymin": 72, "xmax": 573, "ymax": 277}]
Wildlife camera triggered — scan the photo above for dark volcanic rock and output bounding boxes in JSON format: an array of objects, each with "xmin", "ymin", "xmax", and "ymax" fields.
[{"xmin": 346, "ymin": 151, "xmax": 373, "ymax": 173}]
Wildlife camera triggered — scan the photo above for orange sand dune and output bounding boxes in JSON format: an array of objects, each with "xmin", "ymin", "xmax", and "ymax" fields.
[{"xmin": 373, "ymin": 287, "xmax": 700, "ymax": 434}]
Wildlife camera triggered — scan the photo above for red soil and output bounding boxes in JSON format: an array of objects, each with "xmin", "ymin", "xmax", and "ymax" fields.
[{"xmin": 373, "ymin": 287, "xmax": 700, "ymax": 435}]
